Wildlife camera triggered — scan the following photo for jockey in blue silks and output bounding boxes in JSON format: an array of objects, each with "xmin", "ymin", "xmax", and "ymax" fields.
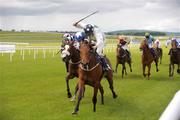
[{"xmin": 144, "ymin": 32, "xmax": 156, "ymax": 58}]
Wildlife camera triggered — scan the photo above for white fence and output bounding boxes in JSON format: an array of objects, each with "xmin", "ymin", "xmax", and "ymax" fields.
[{"xmin": 0, "ymin": 43, "xmax": 140, "ymax": 62}]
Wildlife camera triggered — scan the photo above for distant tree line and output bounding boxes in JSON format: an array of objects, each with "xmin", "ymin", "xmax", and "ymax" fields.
[{"xmin": 106, "ymin": 30, "xmax": 167, "ymax": 36}]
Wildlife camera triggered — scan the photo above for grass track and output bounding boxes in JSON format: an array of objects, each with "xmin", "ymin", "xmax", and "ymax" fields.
[{"xmin": 0, "ymin": 32, "xmax": 180, "ymax": 120}]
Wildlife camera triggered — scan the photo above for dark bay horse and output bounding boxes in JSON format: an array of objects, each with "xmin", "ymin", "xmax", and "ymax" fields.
[
  {"xmin": 61, "ymin": 42, "xmax": 80, "ymax": 98},
  {"xmin": 115, "ymin": 44, "xmax": 132, "ymax": 78},
  {"xmin": 139, "ymin": 40, "xmax": 159, "ymax": 79},
  {"xmin": 156, "ymin": 47, "xmax": 163, "ymax": 64},
  {"xmin": 72, "ymin": 41, "xmax": 117, "ymax": 114},
  {"xmin": 153, "ymin": 43, "xmax": 163, "ymax": 64},
  {"xmin": 169, "ymin": 40, "xmax": 180, "ymax": 79}
]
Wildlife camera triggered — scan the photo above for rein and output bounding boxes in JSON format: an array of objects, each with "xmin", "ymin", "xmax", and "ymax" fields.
[
  {"xmin": 79, "ymin": 62, "xmax": 100, "ymax": 72},
  {"xmin": 69, "ymin": 59, "xmax": 81, "ymax": 65}
]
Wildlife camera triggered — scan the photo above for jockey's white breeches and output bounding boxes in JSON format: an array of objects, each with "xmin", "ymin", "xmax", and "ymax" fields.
[{"xmin": 96, "ymin": 42, "xmax": 104, "ymax": 56}]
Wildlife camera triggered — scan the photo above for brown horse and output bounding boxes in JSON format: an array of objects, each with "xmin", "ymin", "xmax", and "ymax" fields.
[
  {"xmin": 115, "ymin": 44, "xmax": 132, "ymax": 78},
  {"xmin": 169, "ymin": 40, "xmax": 180, "ymax": 79},
  {"xmin": 139, "ymin": 40, "xmax": 159, "ymax": 79},
  {"xmin": 72, "ymin": 41, "xmax": 117, "ymax": 114},
  {"xmin": 156, "ymin": 47, "xmax": 163, "ymax": 64},
  {"xmin": 61, "ymin": 42, "xmax": 117, "ymax": 101},
  {"xmin": 61, "ymin": 42, "xmax": 80, "ymax": 98}
]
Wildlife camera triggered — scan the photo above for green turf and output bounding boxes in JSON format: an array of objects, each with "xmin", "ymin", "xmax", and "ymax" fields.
[{"xmin": 0, "ymin": 32, "xmax": 180, "ymax": 120}]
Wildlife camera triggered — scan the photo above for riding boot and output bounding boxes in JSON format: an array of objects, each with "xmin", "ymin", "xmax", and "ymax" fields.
[
  {"xmin": 100, "ymin": 56, "xmax": 111, "ymax": 71},
  {"xmin": 150, "ymin": 48, "xmax": 156, "ymax": 59}
]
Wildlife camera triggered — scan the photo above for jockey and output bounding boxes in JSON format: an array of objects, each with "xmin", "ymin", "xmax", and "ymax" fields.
[
  {"xmin": 73, "ymin": 22, "xmax": 110, "ymax": 71},
  {"xmin": 171, "ymin": 38, "xmax": 180, "ymax": 48},
  {"xmin": 154, "ymin": 38, "xmax": 161, "ymax": 49},
  {"xmin": 144, "ymin": 32, "xmax": 156, "ymax": 58},
  {"xmin": 62, "ymin": 33, "xmax": 74, "ymax": 45},
  {"xmin": 118, "ymin": 35, "xmax": 131, "ymax": 60},
  {"xmin": 165, "ymin": 38, "xmax": 171, "ymax": 48}
]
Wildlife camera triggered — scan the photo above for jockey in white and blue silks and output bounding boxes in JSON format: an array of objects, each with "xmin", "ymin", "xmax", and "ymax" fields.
[
  {"xmin": 74, "ymin": 31, "xmax": 86, "ymax": 49},
  {"xmin": 73, "ymin": 22, "xmax": 110, "ymax": 71},
  {"xmin": 145, "ymin": 32, "xmax": 156, "ymax": 58}
]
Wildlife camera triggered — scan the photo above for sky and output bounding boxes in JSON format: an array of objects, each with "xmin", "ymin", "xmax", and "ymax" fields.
[{"xmin": 0, "ymin": 0, "xmax": 180, "ymax": 32}]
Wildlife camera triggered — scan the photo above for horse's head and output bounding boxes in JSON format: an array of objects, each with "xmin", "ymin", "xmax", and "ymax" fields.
[
  {"xmin": 79, "ymin": 41, "xmax": 91, "ymax": 70},
  {"xmin": 139, "ymin": 39, "xmax": 148, "ymax": 51},
  {"xmin": 61, "ymin": 42, "xmax": 78, "ymax": 62}
]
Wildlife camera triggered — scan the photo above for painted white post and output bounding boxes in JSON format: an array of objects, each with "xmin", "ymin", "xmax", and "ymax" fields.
[
  {"xmin": 159, "ymin": 90, "xmax": 180, "ymax": 120},
  {"xmin": 29, "ymin": 48, "xmax": 31, "ymax": 55},
  {"xmin": 43, "ymin": 49, "xmax": 46, "ymax": 59},
  {"xmin": 2, "ymin": 52, "xmax": 3, "ymax": 56},
  {"xmin": 9, "ymin": 53, "xmax": 13, "ymax": 62},
  {"xmin": 20, "ymin": 49, "xmax": 23, "ymax": 56},
  {"xmin": 52, "ymin": 50, "xmax": 55, "ymax": 57},
  {"xmin": 22, "ymin": 50, "xmax": 25, "ymax": 61},
  {"xmin": 34, "ymin": 49, "xmax": 36, "ymax": 60}
]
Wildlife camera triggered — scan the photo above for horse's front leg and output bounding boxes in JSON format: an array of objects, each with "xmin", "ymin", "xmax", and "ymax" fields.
[
  {"xmin": 177, "ymin": 63, "xmax": 180, "ymax": 74},
  {"xmin": 92, "ymin": 82, "xmax": 99, "ymax": 112},
  {"xmin": 99, "ymin": 84, "xmax": 104, "ymax": 105},
  {"xmin": 72, "ymin": 81, "xmax": 84, "ymax": 114},
  {"xmin": 154, "ymin": 59, "xmax": 159, "ymax": 72},
  {"xmin": 169, "ymin": 64, "xmax": 172, "ymax": 78},
  {"xmin": 115, "ymin": 62, "xmax": 119, "ymax": 73},
  {"xmin": 105, "ymin": 70, "xmax": 117, "ymax": 99},
  {"xmin": 66, "ymin": 73, "xmax": 72, "ymax": 98},
  {"xmin": 143, "ymin": 64, "xmax": 146, "ymax": 77},
  {"xmin": 128, "ymin": 62, "xmax": 132, "ymax": 72},
  {"xmin": 122, "ymin": 63, "xmax": 125, "ymax": 78},
  {"xmin": 70, "ymin": 84, "xmax": 79, "ymax": 102},
  {"xmin": 147, "ymin": 64, "xmax": 151, "ymax": 80}
]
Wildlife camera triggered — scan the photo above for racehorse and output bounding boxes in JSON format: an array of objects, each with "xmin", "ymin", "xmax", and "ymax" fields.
[
  {"xmin": 115, "ymin": 44, "xmax": 132, "ymax": 78},
  {"xmin": 153, "ymin": 43, "xmax": 163, "ymax": 64},
  {"xmin": 139, "ymin": 40, "xmax": 159, "ymax": 79},
  {"xmin": 72, "ymin": 41, "xmax": 117, "ymax": 114},
  {"xmin": 156, "ymin": 47, "xmax": 163, "ymax": 64},
  {"xmin": 61, "ymin": 42, "xmax": 80, "ymax": 98},
  {"xmin": 169, "ymin": 40, "xmax": 180, "ymax": 79},
  {"xmin": 61, "ymin": 42, "xmax": 117, "ymax": 101}
]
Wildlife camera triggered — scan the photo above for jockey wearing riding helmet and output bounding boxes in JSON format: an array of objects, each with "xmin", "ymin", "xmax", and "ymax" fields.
[
  {"xmin": 154, "ymin": 38, "xmax": 161, "ymax": 48},
  {"xmin": 118, "ymin": 35, "xmax": 131, "ymax": 60},
  {"xmin": 62, "ymin": 33, "xmax": 74, "ymax": 45},
  {"xmin": 73, "ymin": 22, "xmax": 110, "ymax": 71},
  {"xmin": 171, "ymin": 38, "xmax": 180, "ymax": 48},
  {"xmin": 144, "ymin": 32, "xmax": 156, "ymax": 58}
]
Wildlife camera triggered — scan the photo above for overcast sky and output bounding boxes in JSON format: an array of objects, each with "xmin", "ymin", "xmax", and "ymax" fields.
[{"xmin": 0, "ymin": 0, "xmax": 180, "ymax": 32}]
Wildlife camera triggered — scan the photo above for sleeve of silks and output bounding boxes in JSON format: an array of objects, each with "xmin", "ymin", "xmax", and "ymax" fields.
[
  {"xmin": 74, "ymin": 22, "xmax": 87, "ymax": 29},
  {"xmin": 159, "ymin": 90, "xmax": 180, "ymax": 120}
]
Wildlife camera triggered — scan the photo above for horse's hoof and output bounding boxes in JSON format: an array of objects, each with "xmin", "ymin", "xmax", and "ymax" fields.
[
  {"xmin": 177, "ymin": 69, "xmax": 180, "ymax": 74},
  {"xmin": 68, "ymin": 93, "xmax": 72, "ymax": 98},
  {"xmin": 113, "ymin": 94, "xmax": 118, "ymax": 99},
  {"xmin": 130, "ymin": 70, "xmax": 132, "ymax": 72},
  {"xmin": 72, "ymin": 111, "xmax": 78, "ymax": 115},
  {"xmin": 156, "ymin": 69, "xmax": 159, "ymax": 72},
  {"xmin": 169, "ymin": 76, "xmax": 173, "ymax": 80}
]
